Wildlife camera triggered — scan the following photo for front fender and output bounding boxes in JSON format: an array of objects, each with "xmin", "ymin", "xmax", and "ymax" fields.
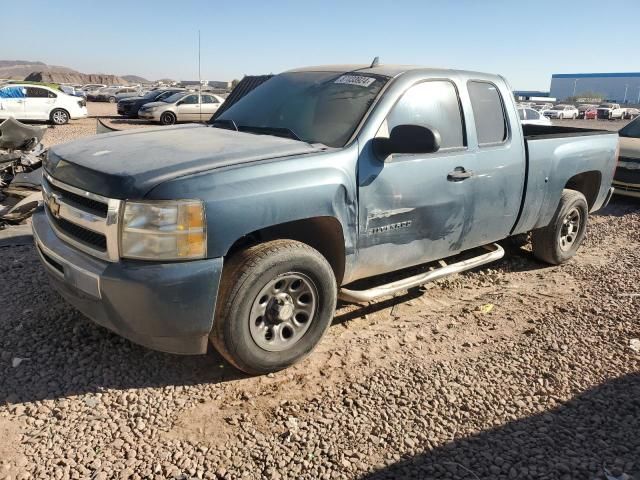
[{"xmin": 146, "ymin": 145, "xmax": 359, "ymax": 269}]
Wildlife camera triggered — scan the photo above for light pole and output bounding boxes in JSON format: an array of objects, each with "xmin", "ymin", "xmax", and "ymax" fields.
[
  {"xmin": 637, "ymin": 86, "xmax": 640, "ymax": 104},
  {"xmin": 573, "ymin": 78, "xmax": 579, "ymax": 96},
  {"xmin": 623, "ymin": 84, "xmax": 629, "ymax": 104}
]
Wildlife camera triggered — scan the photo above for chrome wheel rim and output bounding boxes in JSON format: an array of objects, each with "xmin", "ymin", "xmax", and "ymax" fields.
[
  {"xmin": 53, "ymin": 111, "xmax": 67, "ymax": 124},
  {"xmin": 249, "ymin": 272, "xmax": 318, "ymax": 352},
  {"xmin": 559, "ymin": 207, "xmax": 581, "ymax": 251}
]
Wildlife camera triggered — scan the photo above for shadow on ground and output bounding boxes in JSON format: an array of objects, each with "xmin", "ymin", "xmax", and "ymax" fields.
[
  {"xmin": 596, "ymin": 195, "xmax": 640, "ymax": 218},
  {"xmin": 360, "ymin": 372, "xmax": 640, "ymax": 480}
]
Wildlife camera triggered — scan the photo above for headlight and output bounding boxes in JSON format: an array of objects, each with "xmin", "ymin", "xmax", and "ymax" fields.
[{"xmin": 120, "ymin": 200, "xmax": 206, "ymax": 260}]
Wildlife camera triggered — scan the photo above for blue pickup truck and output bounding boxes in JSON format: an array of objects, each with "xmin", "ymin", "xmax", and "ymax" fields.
[{"xmin": 33, "ymin": 64, "xmax": 618, "ymax": 374}]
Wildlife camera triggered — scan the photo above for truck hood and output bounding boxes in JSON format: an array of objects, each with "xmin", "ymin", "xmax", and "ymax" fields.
[{"xmin": 46, "ymin": 124, "xmax": 324, "ymax": 198}]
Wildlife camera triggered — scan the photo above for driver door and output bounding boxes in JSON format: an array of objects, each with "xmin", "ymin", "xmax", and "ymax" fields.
[
  {"xmin": 176, "ymin": 94, "xmax": 200, "ymax": 122},
  {"xmin": 356, "ymin": 80, "xmax": 475, "ymax": 277}
]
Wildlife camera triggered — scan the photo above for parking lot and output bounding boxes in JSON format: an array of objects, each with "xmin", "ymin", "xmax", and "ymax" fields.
[{"xmin": 0, "ymin": 103, "xmax": 639, "ymax": 479}]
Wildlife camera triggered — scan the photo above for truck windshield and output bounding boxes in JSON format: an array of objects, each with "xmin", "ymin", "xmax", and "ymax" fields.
[
  {"xmin": 619, "ymin": 117, "xmax": 640, "ymax": 138},
  {"xmin": 212, "ymin": 71, "xmax": 389, "ymax": 147}
]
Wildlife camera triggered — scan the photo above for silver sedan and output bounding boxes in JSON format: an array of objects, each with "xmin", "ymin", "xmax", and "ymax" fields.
[{"xmin": 138, "ymin": 92, "xmax": 225, "ymax": 125}]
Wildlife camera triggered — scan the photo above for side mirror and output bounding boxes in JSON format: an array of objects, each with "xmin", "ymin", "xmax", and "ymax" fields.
[
  {"xmin": 176, "ymin": 101, "xmax": 183, "ymax": 106},
  {"xmin": 374, "ymin": 124, "xmax": 441, "ymax": 158}
]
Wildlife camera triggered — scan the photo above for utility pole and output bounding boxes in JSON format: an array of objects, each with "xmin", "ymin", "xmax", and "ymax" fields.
[
  {"xmin": 623, "ymin": 83, "xmax": 628, "ymax": 103},
  {"xmin": 198, "ymin": 30, "xmax": 201, "ymax": 98},
  {"xmin": 637, "ymin": 86, "xmax": 640, "ymax": 104},
  {"xmin": 572, "ymin": 78, "xmax": 578, "ymax": 96}
]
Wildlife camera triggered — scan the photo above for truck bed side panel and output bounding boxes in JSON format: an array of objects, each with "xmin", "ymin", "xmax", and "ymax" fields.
[{"xmin": 512, "ymin": 132, "xmax": 618, "ymax": 234}]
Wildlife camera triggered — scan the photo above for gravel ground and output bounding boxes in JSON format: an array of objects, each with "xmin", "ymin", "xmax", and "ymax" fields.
[
  {"xmin": 0, "ymin": 110, "xmax": 638, "ymax": 479},
  {"xmin": 39, "ymin": 102, "xmax": 156, "ymax": 148},
  {"xmin": 0, "ymin": 197, "xmax": 638, "ymax": 479}
]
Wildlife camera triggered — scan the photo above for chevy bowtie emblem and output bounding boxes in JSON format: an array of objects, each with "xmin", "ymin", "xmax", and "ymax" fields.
[{"xmin": 47, "ymin": 194, "xmax": 61, "ymax": 218}]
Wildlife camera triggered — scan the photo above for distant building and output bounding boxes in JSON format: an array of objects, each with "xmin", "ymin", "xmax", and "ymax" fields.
[
  {"xmin": 550, "ymin": 73, "xmax": 640, "ymax": 104},
  {"xmin": 179, "ymin": 80, "xmax": 230, "ymax": 90}
]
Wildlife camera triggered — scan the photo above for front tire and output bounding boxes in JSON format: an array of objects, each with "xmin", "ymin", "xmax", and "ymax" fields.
[
  {"xmin": 531, "ymin": 189, "xmax": 588, "ymax": 265},
  {"xmin": 108, "ymin": 96, "xmax": 117, "ymax": 103},
  {"xmin": 211, "ymin": 240, "xmax": 337, "ymax": 375},
  {"xmin": 160, "ymin": 111, "xmax": 176, "ymax": 125},
  {"xmin": 50, "ymin": 109, "xmax": 69, "ymax": 125}
]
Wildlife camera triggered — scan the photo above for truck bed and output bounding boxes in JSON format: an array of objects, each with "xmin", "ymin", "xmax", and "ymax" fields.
[{"xmin": 512, "ymin": 124, "xmax": 618, "ymax": 236}]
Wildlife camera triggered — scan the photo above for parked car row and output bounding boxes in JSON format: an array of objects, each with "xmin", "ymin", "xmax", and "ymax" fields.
[
  {"xmin": 87, "ymin": 86, "xmax": 144, "ymax": 103},
  {"xmin": 118, "ymin": 89, "xmax": 225, "ymax": 125},
  {"xmin": 523, "ymin": 102, "xmax": 640, "ymax": 121}
]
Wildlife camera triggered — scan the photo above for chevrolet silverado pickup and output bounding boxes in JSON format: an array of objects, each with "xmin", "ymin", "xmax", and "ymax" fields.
[{"xmin": 33, "ymin": 64, "xmax": 618, "ymax": 374}]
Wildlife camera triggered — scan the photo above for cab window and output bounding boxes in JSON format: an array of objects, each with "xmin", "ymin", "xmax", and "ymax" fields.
[{"xmin": 384, "ymin": 80, "xmax": 465, "ymax": 150}]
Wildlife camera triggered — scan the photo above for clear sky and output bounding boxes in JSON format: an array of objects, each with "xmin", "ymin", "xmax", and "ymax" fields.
[{"xmin": 3, "ymin": 0, "xmax": 639, "ymax": 90}]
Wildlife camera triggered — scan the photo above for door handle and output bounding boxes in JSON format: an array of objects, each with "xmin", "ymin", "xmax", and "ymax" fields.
[{"xmin": 447, "ymin": 167, "xmax": 474, "ymax": 182}]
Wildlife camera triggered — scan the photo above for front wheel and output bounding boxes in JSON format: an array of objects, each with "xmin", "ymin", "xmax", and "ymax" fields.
[
  {"xmin": 211, "ymin": 240, "xmax": 337, "ymax": 375},
  {"xmin": 160, "ymin": 111, "xmax": 176, "ymax": 125},
  {"xmin": 108, "ymin": 96, "xmax": 117, "ymax": 103},
  {"xmin": 531, "ymin": 189, "xmax": 588, "ymax": 265}
]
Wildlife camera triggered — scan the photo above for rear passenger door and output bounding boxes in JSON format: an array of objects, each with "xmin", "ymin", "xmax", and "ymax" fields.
[
  {"xmin": 200, "ymin": 94, "xmax": 221, "ymax": 121},
  {"xmin": 357, "ymin": 80, "xmax": 477, "ymax": 275},
  {"xmin": 460, "ymin": 80, "xmax": 525, "ymax": 248},
  {"xmin": 24, "ymin": 87, "xmax": 56, "ymax": 120}
]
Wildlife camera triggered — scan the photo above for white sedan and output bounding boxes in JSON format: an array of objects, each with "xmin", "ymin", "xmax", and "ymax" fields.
[
  {"xmin": 518, "ymin": 107, "xmax": 552, "ymax": 126},
  {"xmin": 0, "ymin": 84, "xmax": 88, "ymax": 125},
  {"xmin": 543, "ymin": 104, "xmax": 579, "ymax": 119}
]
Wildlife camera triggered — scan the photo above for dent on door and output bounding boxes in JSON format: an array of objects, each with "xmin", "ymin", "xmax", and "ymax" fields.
[{"xmin": 355, "ymin": 144, "xmax": 475, "ymax": 280}]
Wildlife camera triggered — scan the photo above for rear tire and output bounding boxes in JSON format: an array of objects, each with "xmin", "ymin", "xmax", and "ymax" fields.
[
  {"xmin": 160, "ymin": 112, "xmax": 176, "ymax": 125},
  {"xmin": 531, "ymin": 189, "xmax": 588, "ymax": 265},
  {"xmin": 211, "ymin": 240, "xmax": 337, "ymax": 375},
  {"xmin": 108, "ymin": 96, "xmax": 116, "ymax": 103},
  {"xmin": 50, "ymin": 109, "xmax": 69, "ymax": 125}
]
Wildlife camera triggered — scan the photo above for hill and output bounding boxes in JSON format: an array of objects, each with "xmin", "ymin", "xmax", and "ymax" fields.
[
  {"xmin": 25, "ymin": 70, "xmax": 129, "ymax": 85},
  {"xmin": 122, "ymin": 74, "xmax": 149, "ymax": 84},
  {"xmin": 0, "ymin": 60, "xmax": 78, "ymax": 80}
]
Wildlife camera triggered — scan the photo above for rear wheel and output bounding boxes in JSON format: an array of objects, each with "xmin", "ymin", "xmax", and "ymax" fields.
[
  {"xmin": 108, "ymin": 96, "xmax": 117, "ymax": 103},
  {"xmin": 531, "ymin": 189, "xmax": 588, "ymax": 265},
  {"xmin": 160, "ymin": 111, "xmax": 176, "ymax": 125},
  {"xmin": 50, "ymin": 109, "xmax": 69, "ymax": 125},
  {"xmin": 211, "ymin": 240, "xmax": 337, "ymax": 375}
]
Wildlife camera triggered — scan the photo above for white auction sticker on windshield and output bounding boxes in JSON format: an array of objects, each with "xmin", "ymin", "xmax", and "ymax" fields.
[{"xmin": 334, "ymin": 75, "xmax": 376, "ymax": 87}]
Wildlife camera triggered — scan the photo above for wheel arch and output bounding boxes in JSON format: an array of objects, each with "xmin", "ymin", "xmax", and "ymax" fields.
[
  {"xmin": 565, "ymin": 171, "xmax": 601, "ymax": 210},
  {"xmin": 226, "ymin": 216, "xmax": 347, "ymax": 285}
]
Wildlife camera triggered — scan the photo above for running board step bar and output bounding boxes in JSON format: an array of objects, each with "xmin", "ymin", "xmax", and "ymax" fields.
[{"xmin": 338, "ymin": 243, "xmax": 504, "ymax": 303}]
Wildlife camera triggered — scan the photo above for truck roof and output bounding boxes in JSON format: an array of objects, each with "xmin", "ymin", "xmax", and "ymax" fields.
[{"xmin": 285, "ymin": 64, "xmax": 501, "ymax": 81}]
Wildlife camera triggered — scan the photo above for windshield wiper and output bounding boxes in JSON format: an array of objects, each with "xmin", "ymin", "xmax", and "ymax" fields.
[
  {"xmin": 210, "ymin": 119, "xmax": 238, "ymax": 131},
  {"xmin": 237, "ymin": 125, "xmax": 301, "ymax": 141}
]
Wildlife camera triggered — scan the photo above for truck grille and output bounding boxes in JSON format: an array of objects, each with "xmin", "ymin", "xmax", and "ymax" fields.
[{"xmin": 42, "ymin": 172, "xmax": 122, "ymax": 262}]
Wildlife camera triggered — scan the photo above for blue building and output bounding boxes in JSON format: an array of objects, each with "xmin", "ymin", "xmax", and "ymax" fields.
[{"xmin": 550, "ymin": 73, "xmax": 640, "ymax": 104}]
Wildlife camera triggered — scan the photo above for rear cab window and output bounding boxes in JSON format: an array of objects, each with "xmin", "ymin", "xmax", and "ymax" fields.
[{"xmin": 467, "ymin": 81, "xmax": 508, "ymax": 146}]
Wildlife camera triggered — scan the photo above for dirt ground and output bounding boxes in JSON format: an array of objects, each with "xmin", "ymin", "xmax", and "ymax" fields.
[{"xmin": 0, "ymin": 106, "xmax": 638, "ymax": 479}]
